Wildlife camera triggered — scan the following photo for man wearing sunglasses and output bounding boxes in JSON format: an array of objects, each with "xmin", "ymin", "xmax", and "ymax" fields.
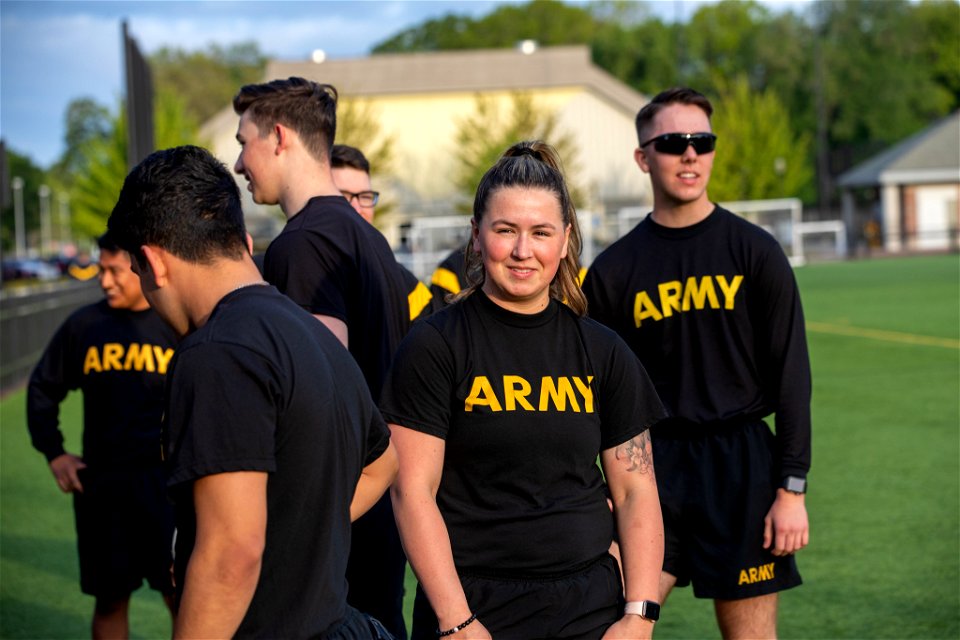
[{"xmin": 582, "ymin": 87, "xmax": 811, "ymax": 639}]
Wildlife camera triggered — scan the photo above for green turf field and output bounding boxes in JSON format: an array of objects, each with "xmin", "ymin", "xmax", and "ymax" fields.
[{"xmin": 2, "ymin": 254, "xmax": 958, "ymax": 638}]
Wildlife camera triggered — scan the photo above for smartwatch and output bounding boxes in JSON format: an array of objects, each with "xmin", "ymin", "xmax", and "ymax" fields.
[
  {"xmin": 624, "ymin": 600, "xmax": 660, "ymax": 621},
  {"xmin": 783, "ymin": 475, "xmax": 807, "ymax": 494}
]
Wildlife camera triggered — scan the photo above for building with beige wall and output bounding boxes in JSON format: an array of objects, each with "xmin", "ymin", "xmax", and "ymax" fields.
[{"xmin": 837, "ymin": 111, "xmax": 960, "ymax": 254}]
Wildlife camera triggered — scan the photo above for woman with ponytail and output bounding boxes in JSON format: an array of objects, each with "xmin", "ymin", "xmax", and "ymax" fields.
[{"xmin": 381, "ymin": 141, "xmax": 666, "ymax": 639}]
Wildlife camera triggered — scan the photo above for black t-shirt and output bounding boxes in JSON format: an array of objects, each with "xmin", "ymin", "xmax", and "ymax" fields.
[
  {"xmin": 428, "ymin": 246, "xmax": 467, "ymax": 312},
  {"xmin": 263, "ymin": 195, "xmax": 409, "ymax": 400},
  {"xmin": 26, "ymin": 300, "xmax": 177, "ymax": 467},
  {"xmin": 380, "ymin": 290, "xmax": 665, "ymax": 576},
  {"xmin": 400, "ymin": 263, "xmax": 432, "ymax": 322},
  {"xmin": 582, "ymin": 206, "xmax": 812, "ymax": 478},
  {"xmin": 165, "ymin": 285, "xmax": 389, "ymax": 637}
]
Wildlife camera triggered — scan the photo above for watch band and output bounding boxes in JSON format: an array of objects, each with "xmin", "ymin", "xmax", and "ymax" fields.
[{"xmin": 624, "ymin": 600, "xmax": 660, "ymax": 621}]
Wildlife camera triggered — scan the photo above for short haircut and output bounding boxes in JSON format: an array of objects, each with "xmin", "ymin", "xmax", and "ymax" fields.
[
  {"xmin": 458, "ymin": 140, "xmax": 586, "ymax": 316},
  {"xmin": 96, "ymin": 229, "xmax": 122, "ymax": 253},
  {"xmin": 330, "ymin": 144, "xmax": 370, "ymax": 175},
  {"xmin": 108, "ymin": 145, "xmax": 248, "ymax": 264},
  {"xmin": 635, "ymin": 87, "xmax": 713, "ymax": 145},
  {"xmin": 233, "ymin": 77, "xmax": 338, "ymax": 164}
]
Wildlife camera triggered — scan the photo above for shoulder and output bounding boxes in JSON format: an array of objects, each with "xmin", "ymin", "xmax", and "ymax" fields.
[{"xmin": 569, "ymin": 312, "xmax": 630, "ymax": 355}]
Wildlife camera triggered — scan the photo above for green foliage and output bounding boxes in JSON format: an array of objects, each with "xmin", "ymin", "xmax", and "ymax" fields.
[
  {"xmin": 914, "ymin": 0, "xmax": 960, "ymax": 108},
  {"xmin": 151, "ymin": 42, "xmax": 266, "ymax": 125},
  {"xmin": 67, "ymin": 90, "xmax": 199, "ymax": 241},
  {"xmin": 371, "ymin": 0, "xmax": 960, "ymax": 206},
  {"xmin": 335, "ymin": 97, "xmax": 397, "ymax": 218},
  {"xmin": 709, "ymin": 75, "xmax": 814, "ymax": 203},
  {"xmin": 335, "ymin": 98, "xmax": 396, "ymax": 177},
  {"xmin": 374, "ymin": 0, "xmax": 596, "ymax": 52},
  {"xmin": 452, "ymin": 92, "xmax": 584, "ymax": 213},
  {"xmin": 816, "ymin": 0, "xmax": 956, "ymax": 161}
]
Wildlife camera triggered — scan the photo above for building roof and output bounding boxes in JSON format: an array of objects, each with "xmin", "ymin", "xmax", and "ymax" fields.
[
  {"xmin": 837, "ymin": 110, "xmax": 960, "ymax": 187},
  {"xmin": 265, "ymin": 44, "xmax": 645, "ymax": 115}
]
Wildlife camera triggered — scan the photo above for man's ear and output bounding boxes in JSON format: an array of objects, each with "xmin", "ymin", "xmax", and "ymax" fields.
[
  {"xmin": 140, "ymin": 245, "xmax": 169, "ymax": 289},
  {"xmin": 634, "ymin": 147, "xmax": 651, "ymax": 174},
  {"xmin": 274, "ymin": 123, "xmax": 289, "ymax": 154}
]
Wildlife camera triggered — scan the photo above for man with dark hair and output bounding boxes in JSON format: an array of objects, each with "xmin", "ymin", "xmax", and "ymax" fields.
[
  {"xmin": 108, "ymin": 144, "xmax": 398, "ymax": 638},
  {"xmin": 582, "ymin": 87, "xmax": 812, "ymax": 638},
  {"xmin": 233, "ymin": 78, "xmax": 411, "ymax": 637},
  {"xmin": 27, "ymin": 230, "xmax": 178, "ymax": 639}
]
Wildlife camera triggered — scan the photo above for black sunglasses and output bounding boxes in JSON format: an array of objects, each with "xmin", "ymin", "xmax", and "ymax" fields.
[{"xmin": 640, "ymin": 132, "xmax": 717, "ymax": 155}]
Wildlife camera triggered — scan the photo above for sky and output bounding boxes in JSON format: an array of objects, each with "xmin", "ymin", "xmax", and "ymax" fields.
[{"xmin": 0, "ymin": 0, "xmax": 796, "ymax": 169}]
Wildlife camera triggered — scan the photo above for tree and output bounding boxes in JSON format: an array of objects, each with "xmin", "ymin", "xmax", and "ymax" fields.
[
  {"xmin": 335, "ymin": 98, "xmax": 396, "ymax": 177},
  {"xmin": 913, "ymin": 0, "xmax": 960, "ymax": 113},
  {"xmin": 334, "ymin": 97, "xmax": 397, "ymax": 219},
  {"xmin": 369, "ymin": 0, "xmax": 959, "ymax": 208},
  {"xmin": 66, "ymin": 89, "xmax": 198, "ymax": 240},
  {"xmin": 452, "ymin": 92, "xmax": 585, "ymax": 213},
  {"xmin": 57, "ymin": 99, "xmax": 112, "ymax": 177},
  {"xmin": 151, "ymin": 42, "xmax": 266, "ymax": 125},
  {"xmin": 374, "ymin": 0, "xmax": 597, "ymax": 52},
  {"xmin": 708, "ymin": 75, "xmax": 813, "ymax": 203},
  {"xmin": 817, "ymin": 0, "xmax": 955, "ymax": 164}
]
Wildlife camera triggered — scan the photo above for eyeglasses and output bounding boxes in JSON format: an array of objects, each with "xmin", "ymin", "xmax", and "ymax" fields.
[
  {"xmin": 639, "ymin": 132, "xmax": 717, "ymax": 155},
  {"xmin": 340, "ymin": 190, "xmax": 380, "ymax": 207}
]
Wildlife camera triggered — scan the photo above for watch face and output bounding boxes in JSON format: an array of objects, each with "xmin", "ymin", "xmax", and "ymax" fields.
[
  {"xmin": 642, "ymin": 601, "xmax": 661, "ymax": 621},
  {"xmin": 785, "ymin": 476, "xmax": 807, "ymax": 493}
]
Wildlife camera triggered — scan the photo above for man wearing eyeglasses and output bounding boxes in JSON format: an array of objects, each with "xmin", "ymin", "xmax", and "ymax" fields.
[
  {"xmin": 330, "ymin": 144, "xmax": 381, "ymax": 224},
  {"xmin": 582, "ymin": 87, "xmax": 811, "ymax": 639},
  {"xmin": 233, "ymin": 79, "xmax": 411, "ymax": 639}
]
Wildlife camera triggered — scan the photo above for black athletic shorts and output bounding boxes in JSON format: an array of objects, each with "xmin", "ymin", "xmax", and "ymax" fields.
[
  {"xmin": 73, "ymin": 466, "xmax": 175, "ymax": 600},
  {"xmin": 411, "ymin": 554, "xmax": 623, "ymax": 640},
  {"xmin": 652, "ymin": 419, "xmax": 802, "ymax": 600},
  {"xmin": 322, "ymin": 606, "xmax": 395, "ymax": 639}
]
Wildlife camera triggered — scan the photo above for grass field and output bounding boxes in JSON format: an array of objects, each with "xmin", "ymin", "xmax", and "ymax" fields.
[{"xmin": 2, "ymin": 254, "xmax": 958, "ymax": 638}]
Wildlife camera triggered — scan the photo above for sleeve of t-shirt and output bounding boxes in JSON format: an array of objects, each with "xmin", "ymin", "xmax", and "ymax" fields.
[
  {"xmin": 165, "ymin": 342, "xmax": 279, "ymax": 487},
  {"xmin": 26, "ymin": 317, "xmax": 80, "ymax": 462},
  {"xmin": 365, "ymin": 411, "xmax": 391, "ymax": 466},
  {"xmin": 379, "ymin": 320, "xmax": 455, "ymax": 440},
  {"xmin": 751, "ymin": 242, "xmax": 812, "ymax": 478},
  {"xmin": 592, "ymin": 325, "xmax": 668, "ymax": 451},
  {"xmin": 263, "ymin": 230, "xmax": 351, "ymax": 322}
]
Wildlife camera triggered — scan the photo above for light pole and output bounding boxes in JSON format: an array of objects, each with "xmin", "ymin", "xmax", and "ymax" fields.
[
  {"xmin": 39, "ymin": 184, "xmax": 52, "ymax": 257},
  {"xmin": 12, "ymin": 176, "xmax": 25, "ymax": 258},
  {"xmin": 58, "ymin": 193, "xmax": 72, "ymax": 250}
]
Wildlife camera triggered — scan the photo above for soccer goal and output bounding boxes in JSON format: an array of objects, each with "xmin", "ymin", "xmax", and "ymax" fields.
[{"xmin": 608, "ymin": 198, "xmax": 807, "ymax": 265}]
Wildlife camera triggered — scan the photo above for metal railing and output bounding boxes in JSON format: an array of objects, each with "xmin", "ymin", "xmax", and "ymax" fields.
[{"xmin": 0, "ymin": 280, "xmax": 101, "ymax": 394}]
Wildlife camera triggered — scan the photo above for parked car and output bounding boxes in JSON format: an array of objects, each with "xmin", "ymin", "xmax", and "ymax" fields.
[{"xmin": 1, "ymin": 258, "xmax": 62, "ymax": 283}]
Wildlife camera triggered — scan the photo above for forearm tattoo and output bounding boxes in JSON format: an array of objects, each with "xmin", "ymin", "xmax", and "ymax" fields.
[{"xmin": 614, "ymin": 430, "xmax": 653, "ymax": 474}]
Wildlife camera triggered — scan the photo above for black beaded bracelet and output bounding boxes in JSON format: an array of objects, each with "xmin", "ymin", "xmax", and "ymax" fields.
[{"xmin": 437, "ymin": 612, "xmax": 477, "ymax": 637}]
